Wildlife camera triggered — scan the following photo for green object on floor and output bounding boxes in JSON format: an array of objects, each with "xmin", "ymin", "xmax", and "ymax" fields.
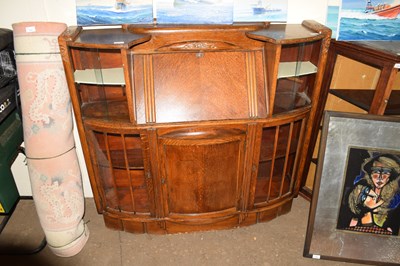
[{"xmin": 0, "ymin": 110, "xmax": 23, "ymax": 214}]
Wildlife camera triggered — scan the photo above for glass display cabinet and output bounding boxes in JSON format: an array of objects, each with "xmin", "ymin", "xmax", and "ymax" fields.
[
  {"xmin": 301, "ymin": 40, "xmax": 400, "ymax": 199},
  {"xmin": 58, "ymin": 21, "xmax": 331, "ymax": 234}
]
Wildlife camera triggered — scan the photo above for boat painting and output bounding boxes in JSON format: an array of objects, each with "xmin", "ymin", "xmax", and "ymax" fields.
[
  {"xmin": 252, "ymin": 0, "xmax": 281, "ymax": 15},
  {"xmin": 337, "ymin": 0, "xmax": 400, "ymax": 40},
  {"xmin": 326, "ymin": 4, "xmax": 340, "ymax": 38},
  {"xmin": 115, "ymin": 0, "xmax": 129, "ymax": 10},
  {"xmin": 76, "ymin": 0, "xmax": 153, "ymax": 25},
  {"xmin": 76, "ymin": 0, "xmax": 288, "ymax": 25},
  {"xmin": 156, "ymin": 0, "xmax": 233, "ymax": 24},
  {"xmin": 234, "ymin": 0, "xmax": 287, "ymax": 22},
  {"xmin": 365, "ymin": 0, "xmax": 400, "ymax": 18},
  {"xmin": 173, "ymin": 0, "xmax": 220, "ymax": 6}
]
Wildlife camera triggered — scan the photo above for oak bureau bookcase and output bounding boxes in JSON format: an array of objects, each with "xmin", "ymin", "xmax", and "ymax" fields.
[{"xmin": 58, "ymin": 21, "xmax": 331, "ymax": 234}]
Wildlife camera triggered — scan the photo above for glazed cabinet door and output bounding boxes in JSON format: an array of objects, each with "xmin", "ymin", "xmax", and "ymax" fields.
[
  {"xmin": 157, "ymin": 126, "xmax": 247, "ymax": 229},
  {"xmin": 84, "ymin": 125, "xmax": 155, "ymax": 217},
  {"xmin": 249, "ymin": 114, "xmax": 307, "ymax": 221},
  {"xmin": 254, "ymin": 118, "xmax": 305, "ymax": 203}
]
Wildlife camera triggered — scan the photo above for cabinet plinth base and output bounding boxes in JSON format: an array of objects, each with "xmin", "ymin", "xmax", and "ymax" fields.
[{"xmin": 102, "ymin": 199, "xmax": 293, "ymax": 234}]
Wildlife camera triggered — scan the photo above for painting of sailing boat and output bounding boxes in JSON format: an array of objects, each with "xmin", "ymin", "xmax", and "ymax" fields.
[
  {"xmin": 234, "ymin": 0, "xmax": 287, "ymax": 22},
  {"xmin": 76, "ymin": 0, "xmax": 153, "ymax": 25},
  {"xmin": 338, "ymin": 0, "xmax": 400, "ymax": 40},
  {"xmin": 155, "ymin": 0, "xmax": 233, "ymax": 24}
]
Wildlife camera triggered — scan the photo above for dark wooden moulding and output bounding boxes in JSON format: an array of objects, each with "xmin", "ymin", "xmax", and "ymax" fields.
[{"xmin": 58, "ymin": 21, "xmax": 331, "ymax": 234}]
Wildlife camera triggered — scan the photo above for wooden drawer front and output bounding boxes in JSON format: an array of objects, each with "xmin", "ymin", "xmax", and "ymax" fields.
[
  {"xmin": 158, "ymin": 128, "xmax": 246, "ymax": 217},
  {"xmin": 88, "ymin": 130, "xmax": 152, "ymax": 214}
]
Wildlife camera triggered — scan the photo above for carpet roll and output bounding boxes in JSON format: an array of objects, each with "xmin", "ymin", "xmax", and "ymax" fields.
[{"xmin": 12, "ymin": 21, "xmax": 89, "ymax": 257}]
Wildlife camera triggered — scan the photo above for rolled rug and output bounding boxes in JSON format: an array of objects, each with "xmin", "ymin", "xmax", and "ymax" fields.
[{"xmin": 12, "ymin": 22, "xmax": 89, "ymax": 257}]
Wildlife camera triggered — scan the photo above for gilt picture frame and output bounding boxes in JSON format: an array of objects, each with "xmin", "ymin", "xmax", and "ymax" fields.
[{"xmin": 304, "ymin": 111, "xmax": 400, "ymax": 265}]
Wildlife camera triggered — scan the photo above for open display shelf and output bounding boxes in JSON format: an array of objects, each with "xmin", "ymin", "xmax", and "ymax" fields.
[
  {"xmin": 278, "ymin": 61, "xmax": 318, "ymax": 79},
  {"xmin": 330, "ymin": 89, "xmax": 400, "ymax": 115},
  {"xmin": 74, "ymin": 68, "xmax": 125, "ymax": 85}
]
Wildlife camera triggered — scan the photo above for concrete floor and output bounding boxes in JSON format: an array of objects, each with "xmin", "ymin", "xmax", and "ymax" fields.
[{"xmin": 0, "ymin": 197, "xmax": 364, "ymax": 266}]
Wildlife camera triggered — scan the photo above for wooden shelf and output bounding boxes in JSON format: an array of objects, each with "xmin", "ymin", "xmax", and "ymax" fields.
[
  {"xmin": 98, "ymin": 164, "xmax": 144, "ymax": 171},
  {"xmin": 278, "ymin": 61, "xmax": 317, "ymax": 79},
  {"xmin": 246, "ymin": 23, "xmax": 324, "ymax": 44},
  {"xmin": 109, "ymin": 149, "xmax": 144, "ymax": 169},
  {"xmin": 81, "ymin": 100, "xmax": 129, "ymax": 121},
  {"xmin": 74, "ymin": 68, "xmax": 125, "ymax": 85},
  {"xmin": 68, "ymin": 26, "xmax": 150, "ymax": 49},
  {"xmin": 330, "ymin": 89, "xmax": 400, "ymax": 115},
  {"xmin": 258, "ymin": 152, "xmax": 296, "ymax": 163}
]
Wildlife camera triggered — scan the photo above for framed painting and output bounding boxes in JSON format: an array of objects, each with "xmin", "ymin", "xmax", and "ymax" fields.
[
  {"xmin": 75, "ymin": 0, "xmax": 289, "ymax": 26},
  {"xmin": 325, "ymin": 0, "xmax": 340, "ymax": 39},
  {"xmin": 337, "ymin": 0, "xmax": 400, "ymax": 40},
  {"xmin": 76, "ymin": 0, "xmax": 154, "ymax": 26},
  {"xmin": 304, "ymin": 111, "xmax": 400, "ymax": 265},
  {"xmin": 233, "ymin": 0, "xmax": 288, "ymax": 22},
  {"xmin": 155, "ymin": 0, "xmax": 233, "ymax": 24}
]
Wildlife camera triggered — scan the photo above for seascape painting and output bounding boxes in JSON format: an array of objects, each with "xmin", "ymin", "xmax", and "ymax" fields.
[
  {"xmin": 326, "ymin": 0, "xmax": 340, "ymax": 39},
  {"xmin": 76, "ymin": 0, "xmax": 153, "ymax": 25},
  {"xmin": 338, "ymin": 0, "xmax": 400, "ymax": 40},
  {"xmin": 155, "ymin": 0, "xmax": 233, "ymax": 24},
  {"xmin": 233, "ymin": 0, "xmax": 288, "ymax": 22},
  {"xmin": 76, "ymin": 0, "xmax": 288, "ymax": 25}
]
